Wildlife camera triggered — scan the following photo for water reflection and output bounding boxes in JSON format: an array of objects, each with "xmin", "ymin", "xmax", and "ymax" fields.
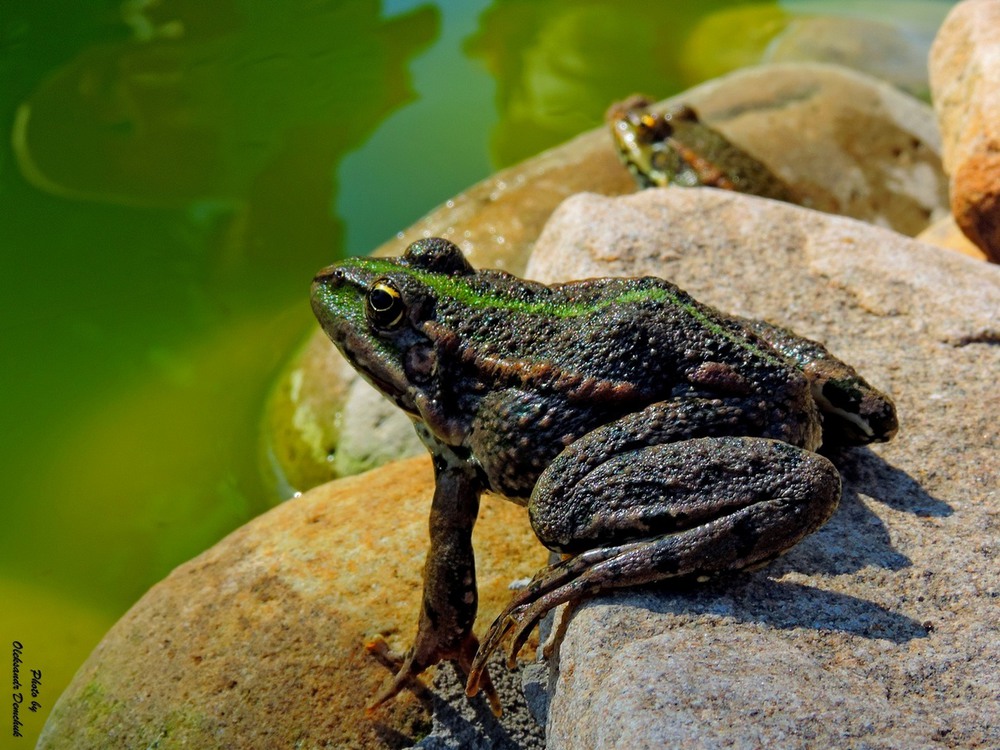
[
  {"xmin": 6, "ymin": 0, "xmax": 442, "ymax": 588},
  {"xmin": 2, "ymin": 5, "xmax": 440, "ymax": 740},
  {"xmin": 465, "ymin": 0, "xmax": 741, "ymax": 166},
  {"xmin": 13, "ymin": 0, "xmax": 438, "ymax": 279}
]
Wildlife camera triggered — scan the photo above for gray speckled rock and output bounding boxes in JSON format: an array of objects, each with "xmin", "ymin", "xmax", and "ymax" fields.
[{"xmin": 525, "ymin": 189, "xmax": 999, "ymax": 750}]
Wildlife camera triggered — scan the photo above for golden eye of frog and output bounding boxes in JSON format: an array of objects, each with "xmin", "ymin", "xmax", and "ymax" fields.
[
  {"xmin": 607, "ymin": 94, "xmax": 796, "ymax": 202},
  {"xmin": 310, "ymin": 238, "xmax": 897, "ymax": 714}
]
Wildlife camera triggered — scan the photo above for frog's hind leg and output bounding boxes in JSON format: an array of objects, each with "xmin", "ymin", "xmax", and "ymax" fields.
[{"xmin": 466, "ymin": 435, "xmax": 841, "ymax": 697}]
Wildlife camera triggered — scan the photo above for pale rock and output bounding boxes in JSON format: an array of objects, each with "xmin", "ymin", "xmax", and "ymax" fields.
[
  {"xmin": 334, "ymin": 375, "xmax": 424, "ymax": 477},
  {"xmin": 916, "ymin": 214, "xmax": 989, "ymax": 261},
  {"xmin": 765, "ymin": 16, "xmax": 934, "ymax": 98},
  {"xmin": 526, "ymin": 189, "xmax": 999, "ymax": 749}
]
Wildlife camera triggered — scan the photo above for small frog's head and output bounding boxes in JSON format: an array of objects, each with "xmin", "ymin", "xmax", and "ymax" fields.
[
  {"xmin": 607, "ymin": 95, "xmax": 700, "ymax": 188},
  {"xmin": 311, "ymin": 238, "xmax": 475, "ymax": 437}
]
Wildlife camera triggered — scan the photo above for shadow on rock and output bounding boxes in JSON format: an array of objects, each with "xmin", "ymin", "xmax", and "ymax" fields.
[
  {"xmin": 770, "ymin": 447, "xmax": 952, "ymax": 577},
  {"xmin": 835, "ymin": 448, "xmax": 953, "ymax": 518},
  {"xmin": 608, "ymin": 575, "xmax": 930, "ymax": 647},
  {"xmin": 368, "ymin": 652, "xmax": 544, "ymax": 750}
]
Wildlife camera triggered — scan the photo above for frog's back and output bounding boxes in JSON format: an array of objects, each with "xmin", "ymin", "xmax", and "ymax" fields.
[
  {"xmin": 553, "ymin": 275, "xmax": 790, "ymax": 387},
  {"xmin": 450, "ymin": 272, "xmax": 792, "ymax": 404}
]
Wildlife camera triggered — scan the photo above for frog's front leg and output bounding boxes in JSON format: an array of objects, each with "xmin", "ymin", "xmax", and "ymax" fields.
[
  {"xmin": 466, "ymin": 401, "xmax": 841, "ymax": 696},
  {"xmin": 369, "ymin": 448, "xmax": 502, "ymax": 716}
]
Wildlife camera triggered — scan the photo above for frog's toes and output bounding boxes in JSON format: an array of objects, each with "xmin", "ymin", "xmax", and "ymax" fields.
[
  {"xmin": 466, "ymin": 622, "xmax": 513, "ymax": 700},
  {"xmin": 367, "ymin": 632, "xmax": 504, "ymax": 716},
  {"xmin": 504, "ymin": 604, "xmax": 549, "ymax": 668},
  {"xmin": 498, "ymin": 577, "xmax": 595, "ymax": 667},
  {"xmin": 541, "ymin": 600, "xmax": 579, "ymax": 660},
  {"xmin": 366, "ymin": 647, "xmax": 431, "ymax": 714},
  {"xmin": 470, "ymin": 546, "xmax": 638, "ymax": 682},
  {"xmin": 459, "ymin": 641, "xmax": 502, "ymax": 716},
  {"xmin": 470, "ymin": 602, "xmax": 535, "ymax": 680},
  {"xmin": 365, "ymin": 634, "xmax": 453, "ymax": 713},
  {"xmin": 364, "ymin": 635, "xmax": 404, "ymax": 669}
]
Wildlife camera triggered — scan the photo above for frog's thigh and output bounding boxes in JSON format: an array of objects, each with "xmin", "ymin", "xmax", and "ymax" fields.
[{"xmin": 529, "ymin": 436, "xmax": 841, "ymax": 578}]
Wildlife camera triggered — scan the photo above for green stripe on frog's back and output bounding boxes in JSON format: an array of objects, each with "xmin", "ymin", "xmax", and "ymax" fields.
[{"xmin": 348, "ymin": 257, "xmax": 784, "ymax": 366}]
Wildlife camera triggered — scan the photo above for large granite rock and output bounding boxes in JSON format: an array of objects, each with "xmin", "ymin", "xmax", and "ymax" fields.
[
  {"xmin": 930, "ymin": 0, "xmax": 1000, "ymax": 261},
  {"xmin": 523, "ymin": 188, "xmax": 999, "ymax": 749},
  {"xmin": 268, "ymin": 62, "xmax": 951, "ymax": 496},
  {"xmin": 37, "ymin": 457, "xmax": 549, "ymax": 750}
]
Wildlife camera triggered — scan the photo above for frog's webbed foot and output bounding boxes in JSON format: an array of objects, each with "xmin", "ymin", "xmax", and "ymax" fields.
[
  {"xmin": 365, "ymin": 636, "xmax": 431, "ymax": 710},
  {"xmin": 466, "ymin": 541, "xmax": 646, "ymax": 696},
  {"xmin": 368, "ymin": 630, "xmax": 502, "ymax": 717}
]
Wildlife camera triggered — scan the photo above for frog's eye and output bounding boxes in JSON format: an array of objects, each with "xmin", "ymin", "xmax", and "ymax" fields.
[{"xmin": 366, "ymin": 280, "xmax": 406, "ymax": 330}]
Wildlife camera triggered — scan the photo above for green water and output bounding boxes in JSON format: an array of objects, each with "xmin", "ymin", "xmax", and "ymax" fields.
[{"xmin": 0, "ymin": 0, "xmax": 955, "ymax": 743}]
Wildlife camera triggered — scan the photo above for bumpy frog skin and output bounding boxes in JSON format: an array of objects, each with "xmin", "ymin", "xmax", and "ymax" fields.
[
  {"xmin": 607, "ymin": 95, "xmax": 796, "ymax": 202},
  {"xmin": 311, "ymin": 238, "xmax": 897, "ymax": 714}
]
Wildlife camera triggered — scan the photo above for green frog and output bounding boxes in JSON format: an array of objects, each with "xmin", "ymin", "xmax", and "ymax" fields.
[
  {"xmin": 607, "ymin": 95, "xmax": 796, "ymax": 202},
  {"xmin": 310, "ymin": 238, "xmax": 897, "ymax": 714}
]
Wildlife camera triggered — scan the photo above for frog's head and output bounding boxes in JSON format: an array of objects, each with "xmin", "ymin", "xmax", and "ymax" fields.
[
  {"xmin": 607, "ymin": 96, "xmax": 700, "ymax": 188},
  {"xmin": 311, "ymin": 238, "xmax": 475, "ymax": 439}
]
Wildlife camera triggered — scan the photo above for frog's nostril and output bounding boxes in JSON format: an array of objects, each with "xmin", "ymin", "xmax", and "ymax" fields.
[{"xmin": 313, "ymin": 266, "xmax": 345, "ymax": 286}]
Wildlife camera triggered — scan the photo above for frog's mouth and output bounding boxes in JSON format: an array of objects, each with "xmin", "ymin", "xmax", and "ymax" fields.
[
  {"xmin": 813, "ymin": 382, "xmax": 899, "ymax": 446},
  {"xmin": 340, "ymin": 335, "xmax": 420, "ymax": 419}
]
